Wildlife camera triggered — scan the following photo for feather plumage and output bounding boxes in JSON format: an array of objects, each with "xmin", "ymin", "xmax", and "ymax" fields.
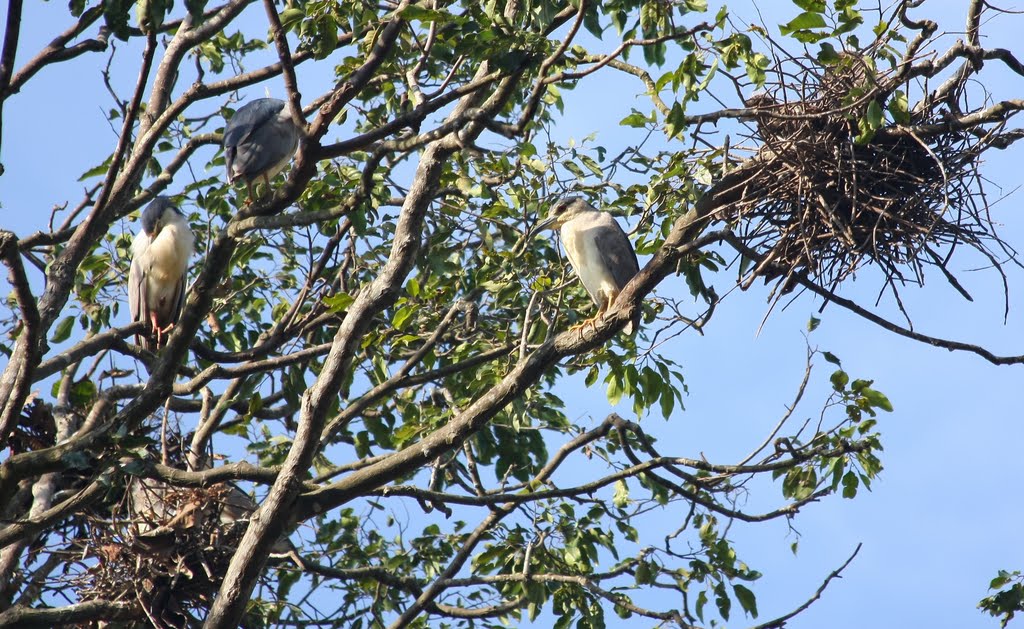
[
  {"xmin": 128, "ymin": 198, "xmax": 194, "ymax": 351},
  {"xmin": 540, "ymin": 198, "xmax": 641, "ymax": 334},
  {"xmin": 223, "ymin": 98, "xmax": 300, "ymax": 193}
]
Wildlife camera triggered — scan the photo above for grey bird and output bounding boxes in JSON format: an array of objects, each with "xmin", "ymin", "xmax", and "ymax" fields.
[
  {"xmin": 223, "ymin": 98, "xmax": 300, "ymax": 200},
  {"xmin": 129, "ymin": 197, "xmax": 194, "ymax": 351},
  {"xmin": 537, "ymin": 197, "xmax": 641, "ymax": 334}
]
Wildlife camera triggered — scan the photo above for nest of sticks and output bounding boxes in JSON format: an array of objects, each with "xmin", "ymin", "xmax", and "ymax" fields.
[
  {"xmin": 9, "ymin": 404, "xmax": 299, "ymax": 628},
  {"xmin": 68, "ymin": 426, "xmax": 296, "ymax": 628},
  {"xmin": 727, "ymin": 53, "xmax": 1009, "ymax": 299},
  {"xmin": 76, "ymin": 480, "xmax": 251, "ymax": 628}
]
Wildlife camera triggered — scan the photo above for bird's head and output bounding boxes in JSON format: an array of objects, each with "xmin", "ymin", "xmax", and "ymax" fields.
[
  {"xmin": 537, "ymin": 196, "xmax": 595, "ymax": 231},
  {"xmin": 140, "ymin": 197, "xmax": 184, "ymax": 236}
]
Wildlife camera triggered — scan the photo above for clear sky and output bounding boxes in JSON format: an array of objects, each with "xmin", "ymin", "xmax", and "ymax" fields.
[{"xmin": 1, "ymin": 1, "xmax": 1022, "ymax": 627}]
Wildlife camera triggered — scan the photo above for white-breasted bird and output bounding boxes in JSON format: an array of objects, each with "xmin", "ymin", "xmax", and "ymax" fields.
[
  {"xmin": 537, "ymin": 197, "xmax": 641, "ymax": 334},
  {"xmin": 223, "ymin": 98, "xmax": 300, "ymax": 200},
  {"xmin": 129, "ymin": 197, "xmax": 194, "ymax": 351}
]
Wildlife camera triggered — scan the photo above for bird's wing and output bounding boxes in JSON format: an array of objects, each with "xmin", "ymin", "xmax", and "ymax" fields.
[
  {"xmin": 233, "ymin": 117, "xmax": 298, "ymax": 181},
  {"xmin": 223, "ymin": 100, "xmax": 284, "ymax": 149},
  {"xmin": 593, "ymin": 219, "xmax": 640, "ymax": 290},
  {"xmin": 166, "ymin": 271, "xmax": 187, "ymax": 328},
  {"xmin": 223, "ymin": 101, "xmax": 285, "ymax": 182},
  {"xmin": 594, "ymin": 219, "xmax": 641, "ymax": 334},
  {"xmin": 128, "ymin": 251, "xmax": 152, "ymax": 349}
]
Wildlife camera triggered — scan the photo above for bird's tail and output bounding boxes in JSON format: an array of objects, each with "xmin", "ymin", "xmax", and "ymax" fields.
[{"xmin": 623, "ymin": 314, "xmax": 640, "ymax": 336}]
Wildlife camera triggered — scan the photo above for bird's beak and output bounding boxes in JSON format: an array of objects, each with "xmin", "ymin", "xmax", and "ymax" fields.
[{"xmin": 534, "ymin": 216, "xmax": 557, "ymax": 232}]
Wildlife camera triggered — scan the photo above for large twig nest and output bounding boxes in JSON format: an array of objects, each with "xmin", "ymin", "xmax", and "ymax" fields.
[
  {"xmin": 71, "ymin": 424, "xmax": 301, "ymax": 628},
  {"xmin": 729, "ymin": 52, "xmax": 1008, "ymax": 299},
  {"xmin": 77, "ymin": 481, "xmax": 248, "ymax": 628}
]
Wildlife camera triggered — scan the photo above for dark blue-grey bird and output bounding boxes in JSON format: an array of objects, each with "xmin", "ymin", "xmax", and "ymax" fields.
[
  {"xmin": 223, "ymin": 98, "xmax": 300, "ymax": 200},
  {"xmin": 129, "ymin": 197, "xmax": 194, "ymax": 351},
  {"xmin": 537, "ymin": 197, "xmax": 641, "ymax": 334}
]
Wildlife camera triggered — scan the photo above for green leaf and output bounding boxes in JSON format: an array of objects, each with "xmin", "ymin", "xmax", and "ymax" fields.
[
  {"xmin": 888, "ymin": 90, "xmax": 910, "ymax": 124},
  {"xmin": 818, "ymin": 42, "xmax": 840, "ymax": 64},
  {"xmin": 613, "ymin": 602, "xmax": 632, "ymax": 619},
  {"xmin": 865, "ymin": 100, "xmax": 884, "ymax": 130},
  {"xmin": 822, "ymin": 351, "xmax": 841, "ymax": 366},
  {"xmin": 745, "ymin": 52, "xmax": 769, "ymax": 86},
  {"xmin": 991, "ymin": 572, "xmax": 1013, "ymax": 590},
  {"xmin": 103, "ymin": 0, "xmax": 132, "ymax": 40},
  {"xmin": 842, "ymin": 470, "xmax": 859, "ymax": 498},
  {"xmin": 792, "ymin": 0, "xmax": 825, "ymax": 10},
  {"xmin": 314, "ymin": 17, "xmax": 339, "ymax": 59},
  {"xmin": 807, "ymin": 316, "xmax": 820, "ymax": 332},
  {"xmin": 635, "ymin": 559, "xmax": 654, "ymax": 585},
  {"xmin": 613, "ymin": 479, "xmax": 629, "ymax": 509},
  {"xmin": 392, "ymin": 304, "xmax": 417, "ymax": 330},
  {"xmin": 399, "ymin": 5, "xmax": 447, "ymax": 22},
  {"xmin": 665, "ymin": 102, "xmax": 687, "ymax": 139},
  {"xmin": 70, "ymin": 378, "xmax": 96, "ymax": 407},
  {"xmin": 781, "ymin": 12, "xmax": 827, "ymax": 34},
  {"xmin": 830, "ymin": 369, "xmax": 849, "ymax": 391},
  {"xmin": 862, "ymin": 388, "xmax": 894, "ymax": 412},
  {"xmin": 323, "ymin": 292, "xmax": 354, "ymax": 313},
  {"xmin": 659, "ymin": 386, "xmax": 675, "ymax": 419},
  {"xmin": 606, "ymin": 372, "xmax": 623, "ymax": 406},
  {"xmin": 695, "ymin": 590, "xmax": 708, "ymax": 622},
  {"xmin": 279, "ymin": 7, "xmax": 305, "ymax": 31},
  {"xmin": 715, "ymin": 582, "xmax": 731, "ymax": 620},
  {"xmin": 51, "ymin": 316, "xmax": 76, "ymax": 343},
  {"xmin": 579, "ymin": 155, "xmax": 603, "ymax": 178},
  {"xmin": 78, "ymin": 159, "xmax": 112, "ymax": 181},
  {"xmin": 733, "ymin": 583, "xmax": 758, "ymax": 618},
  {"xmin": 247, "ymin": 392, "xmax": 264, "ymax": 416}
]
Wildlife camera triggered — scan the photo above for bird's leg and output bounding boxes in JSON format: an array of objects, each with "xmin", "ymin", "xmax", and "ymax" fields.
[
  {"xmin": 148, "ymin": 311, "xmax": 177, "ymax": 349},
  {"xmin": 244, "ymin": 181, "xmax": 256, "ymax": 206},
  {"xmin": 568, "ymin": 310, "xmax": 603, "ymax": 340},
  {"xmin": 155, "ymin": 321, "xmax": 177, "ymax": 347},
  {"xmin": 570, "ymin": 299, "xmax": 611, "ymax": 339},
  {"xmin": 148, "ymin": 311, "xmax": 162, "ymax": 347}
]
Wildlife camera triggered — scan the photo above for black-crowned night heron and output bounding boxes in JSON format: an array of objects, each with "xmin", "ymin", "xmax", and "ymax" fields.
[
  {"xmin": 537, "ymin": 197, "xmax": 641, "ymax": 334},
  {"xmin": 223, "ymin": 98, "xmax": 301, "ymax": 200},
  {"xmin": 129, "ymin": 476, "xmax": 305, "ymax": 567},
  {"xmin": 129, "ymin": 197, "xmax": 194, "ymax": 351}
]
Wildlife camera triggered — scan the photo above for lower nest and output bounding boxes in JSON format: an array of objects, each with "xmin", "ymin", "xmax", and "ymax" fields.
[{"xmin": 76, "ymin": 484, "xmax": 245, "ymax": 628}]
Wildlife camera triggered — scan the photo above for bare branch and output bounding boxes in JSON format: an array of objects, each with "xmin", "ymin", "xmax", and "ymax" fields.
[
  {"xmin": 751, "ymin": 544, "xmax": 863, "ymax": 629},
  {"xmin": 0, "ymin": 600, "xmax": 138, "ymax": 627}
]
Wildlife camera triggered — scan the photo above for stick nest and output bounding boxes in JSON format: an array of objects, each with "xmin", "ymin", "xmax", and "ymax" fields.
[
  {"xmin": 729, "ymin": 54, "xmax": 1007, "ymax": 297},
  {"xmin": 76, "ymin": 481, "xmax": 252, "ymax": 628}
]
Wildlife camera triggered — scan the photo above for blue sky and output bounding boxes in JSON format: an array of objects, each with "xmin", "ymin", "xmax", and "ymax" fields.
[{"xmin": 2, "ymin": 0, "xmax": 1022, "ymax": 627}]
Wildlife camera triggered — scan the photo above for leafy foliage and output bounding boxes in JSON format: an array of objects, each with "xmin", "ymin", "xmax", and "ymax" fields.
[{"xmin": 981, "ymin": 571, "xmax": 1024, "ymax": 628}]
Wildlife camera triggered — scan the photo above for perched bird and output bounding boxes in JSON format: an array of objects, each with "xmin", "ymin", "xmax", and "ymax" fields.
[
  {"xmin": 129, "ymin": 197, "xmax": 194, "ymax": 351},
  {"xmin": 223, "ymin": 98, "xmax": 301, "ymax": 200},
  {"xmin": 129, "ymin": 475, "xmax": 305, "ymax": 567},
  {"xmin": 537, "ymin": 197, "xmax": 641, "ymax": 334}
]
